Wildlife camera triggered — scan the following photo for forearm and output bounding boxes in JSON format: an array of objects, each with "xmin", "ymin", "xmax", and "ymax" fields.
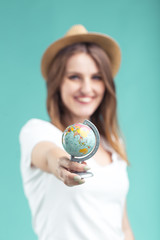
[
  {"xmin": 31, "ymin": 141, "xmax": 87, "ymax": 186},
  {"xmin": 124, "ymin": 228, "xmax": 135, "ymax": 240},
  {"xmin": 122, "ymin": 202, "xmax": 134, "ymax": 240},
  {"xmin": 31, "ymin": 141, "xmax": 69, "ymax": 174}
]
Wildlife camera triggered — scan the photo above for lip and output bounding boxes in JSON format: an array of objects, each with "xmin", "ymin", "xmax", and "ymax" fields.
[{"xmin": 74, "ymin": 96, "xmax": 95, "ymax": 104}]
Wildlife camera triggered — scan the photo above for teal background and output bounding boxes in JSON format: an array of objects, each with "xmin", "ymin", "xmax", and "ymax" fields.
[{"xmin": 1, "ymin": 0, "xmax": 160, "ymax": 239}]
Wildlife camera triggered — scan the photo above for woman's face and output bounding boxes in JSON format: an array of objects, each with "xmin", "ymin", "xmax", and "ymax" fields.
[{"xmin": 60, "ymin": 52, "xmax": 106, "ymax": 122}]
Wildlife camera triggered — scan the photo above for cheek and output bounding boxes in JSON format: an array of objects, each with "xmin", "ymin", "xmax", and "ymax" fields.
[
  {"xmin": 60, "ymin": 81, "xmax": 79, "ymax": 98},
  {"xmin": 60, "ymin": 82, "xmax": 75, "ymax": 104}
]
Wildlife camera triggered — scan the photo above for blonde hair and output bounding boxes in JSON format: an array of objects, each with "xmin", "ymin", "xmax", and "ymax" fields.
[{"xmin": 46, "ymin": 43, "xmax": 128, "ymax": 163}]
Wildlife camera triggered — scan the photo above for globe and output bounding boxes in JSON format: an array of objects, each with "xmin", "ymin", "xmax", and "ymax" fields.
[{"xmin": 62, "ymin": 123, "xmax": 96, "ymax": 157}]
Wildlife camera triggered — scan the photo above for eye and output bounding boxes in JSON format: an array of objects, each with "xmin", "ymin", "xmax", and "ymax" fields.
[
  {"xmin": 68, "ymin": 75, "xmax": 80, "ymax": 80},
  {"xmin": 92, "ymin": 75, "xmax": 102, "ymax": 80}
]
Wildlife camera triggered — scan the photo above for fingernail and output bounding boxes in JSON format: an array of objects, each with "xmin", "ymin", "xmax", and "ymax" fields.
[
  {"xmin": 84, "ymin": 166, "xmax": 91, "ymax": 171},
  {"xmin": 74, "ymin": 175, "xmax": 81, "ymax": 182},
  {"xmin": 78, "ymin": 179, "xmax": 85, "ymax": 184},
  {"xmin": 82, "ymin": 161, "xmax": 87, "ymax": 165}
]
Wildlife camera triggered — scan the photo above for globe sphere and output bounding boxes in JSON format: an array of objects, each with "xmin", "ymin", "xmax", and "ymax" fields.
[{"xmin": 62, "ymin": 123, "xmax": 96, "ymax": 157}]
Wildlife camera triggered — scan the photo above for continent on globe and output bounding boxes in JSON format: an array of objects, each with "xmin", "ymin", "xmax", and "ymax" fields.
[{"xmin": 62, "ymin": 123, "xmax": 96, "ymax": 157}]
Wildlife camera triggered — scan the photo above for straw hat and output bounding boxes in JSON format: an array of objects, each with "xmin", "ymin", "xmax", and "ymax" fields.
[{"xmin": 41, "ymin": 25, "xmax": 121, "ymax": 80}]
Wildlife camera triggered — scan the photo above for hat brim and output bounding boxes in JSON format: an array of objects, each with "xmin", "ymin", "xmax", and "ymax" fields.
[{"xmin": 41, "ymin": 33, "xmax": 121, "ymax": 80}]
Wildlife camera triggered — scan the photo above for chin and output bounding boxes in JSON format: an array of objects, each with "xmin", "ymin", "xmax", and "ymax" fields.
[{"xmin": 75, "ymin": 111, "xmax": 94, "ymax": 120}]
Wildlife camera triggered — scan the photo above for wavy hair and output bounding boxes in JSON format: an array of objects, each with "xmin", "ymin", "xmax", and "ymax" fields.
[{"xmin": 46, "ymin": 43, "xmax": 128, "ymax": 163}]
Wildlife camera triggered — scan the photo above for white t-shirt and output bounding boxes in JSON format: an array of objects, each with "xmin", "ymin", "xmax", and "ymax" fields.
[{"xmin": 19, "ymin": 118, "xmax": 129, "ymax": 240}]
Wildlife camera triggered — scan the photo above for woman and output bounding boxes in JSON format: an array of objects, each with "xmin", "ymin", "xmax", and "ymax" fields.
[{"xmin": 20, "ymin": 25, "xmax": 134, "ymax": 240}]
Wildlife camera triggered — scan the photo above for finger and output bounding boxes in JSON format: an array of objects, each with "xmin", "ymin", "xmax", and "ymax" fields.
[
  {"xmin": 60, "ymin": 158, "xmax": 91, "ymax": 172},
  {"xmin": 61, "ymin": 168, "xmax": 85, "ymax": 186},
  {"xmin": 60, "ymin": 167, "xmax": 85, "ymax": 186}
]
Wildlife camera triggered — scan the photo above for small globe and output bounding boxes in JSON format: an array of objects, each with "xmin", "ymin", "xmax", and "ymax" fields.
[{"xmin": 62, "ymin": 123, "xmax": 96, "ymax": 157}]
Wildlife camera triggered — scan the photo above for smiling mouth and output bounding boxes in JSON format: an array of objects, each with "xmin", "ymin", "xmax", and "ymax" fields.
[{"xmin": 75, "ymin": 97, "xmax": 94, "ymax": 103}]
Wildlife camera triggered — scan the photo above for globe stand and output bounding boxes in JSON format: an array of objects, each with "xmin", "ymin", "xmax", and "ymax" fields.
[{"xmin": 70, "ymin": 120, "xmax": 100, "ymax": 178}]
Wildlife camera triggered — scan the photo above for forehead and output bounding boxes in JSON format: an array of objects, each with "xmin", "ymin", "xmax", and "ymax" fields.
[{"xmin": 65, "ymin": 52, "xmax": 99, "ymax": 73}]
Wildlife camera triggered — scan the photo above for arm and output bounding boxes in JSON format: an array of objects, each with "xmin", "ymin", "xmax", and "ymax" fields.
[
  {"xmin": 31, "ymin": 141, "xmax": 89, "ymax": 186},
  {"xmin": 122, "ymin": 202, "xmax": 135, "ymax": 240}
]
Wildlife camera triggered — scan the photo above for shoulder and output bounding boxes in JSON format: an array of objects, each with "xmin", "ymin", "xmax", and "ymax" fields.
[
  {"xmin": 20, "ymin": 118, "xmax": 60, "ymax": 133},
  {"xmin": 19, "ymin": 118, "xmax": 62, "ymax": 143},
  {"xmin": 21, "ymin": 118, "xmax": 52, "ymax": 129}
]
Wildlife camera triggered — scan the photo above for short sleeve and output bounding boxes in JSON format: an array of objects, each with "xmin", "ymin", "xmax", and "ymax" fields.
[{"xmin": 19, "ymin": 118, "xmax": 63, "ymax": 168}]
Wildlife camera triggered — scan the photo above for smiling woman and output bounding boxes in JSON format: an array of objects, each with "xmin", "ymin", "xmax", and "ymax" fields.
[{"xmin": 19, "ymin": 25, "xmax": 134, "ymax": 240}]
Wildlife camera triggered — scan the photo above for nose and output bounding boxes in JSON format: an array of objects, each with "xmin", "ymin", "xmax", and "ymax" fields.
[{"xmin": 80, "ymin": 78, "xmax": 93, "ymax": 95}]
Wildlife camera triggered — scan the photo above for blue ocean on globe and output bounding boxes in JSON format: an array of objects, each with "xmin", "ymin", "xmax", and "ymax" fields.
[{"xmin": 62, "ymin": 123, "xmax": 96, "ymax": 157}]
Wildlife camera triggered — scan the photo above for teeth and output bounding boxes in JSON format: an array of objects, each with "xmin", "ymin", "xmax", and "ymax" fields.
[{"xmin": 77, "ymin": 97, "xmax": 92, "ymax": 103}]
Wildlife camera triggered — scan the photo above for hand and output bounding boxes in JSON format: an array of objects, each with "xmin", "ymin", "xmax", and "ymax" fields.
[{"xmin": 48, "ymin": 155, "xmax": 90, "ymax": 187}]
